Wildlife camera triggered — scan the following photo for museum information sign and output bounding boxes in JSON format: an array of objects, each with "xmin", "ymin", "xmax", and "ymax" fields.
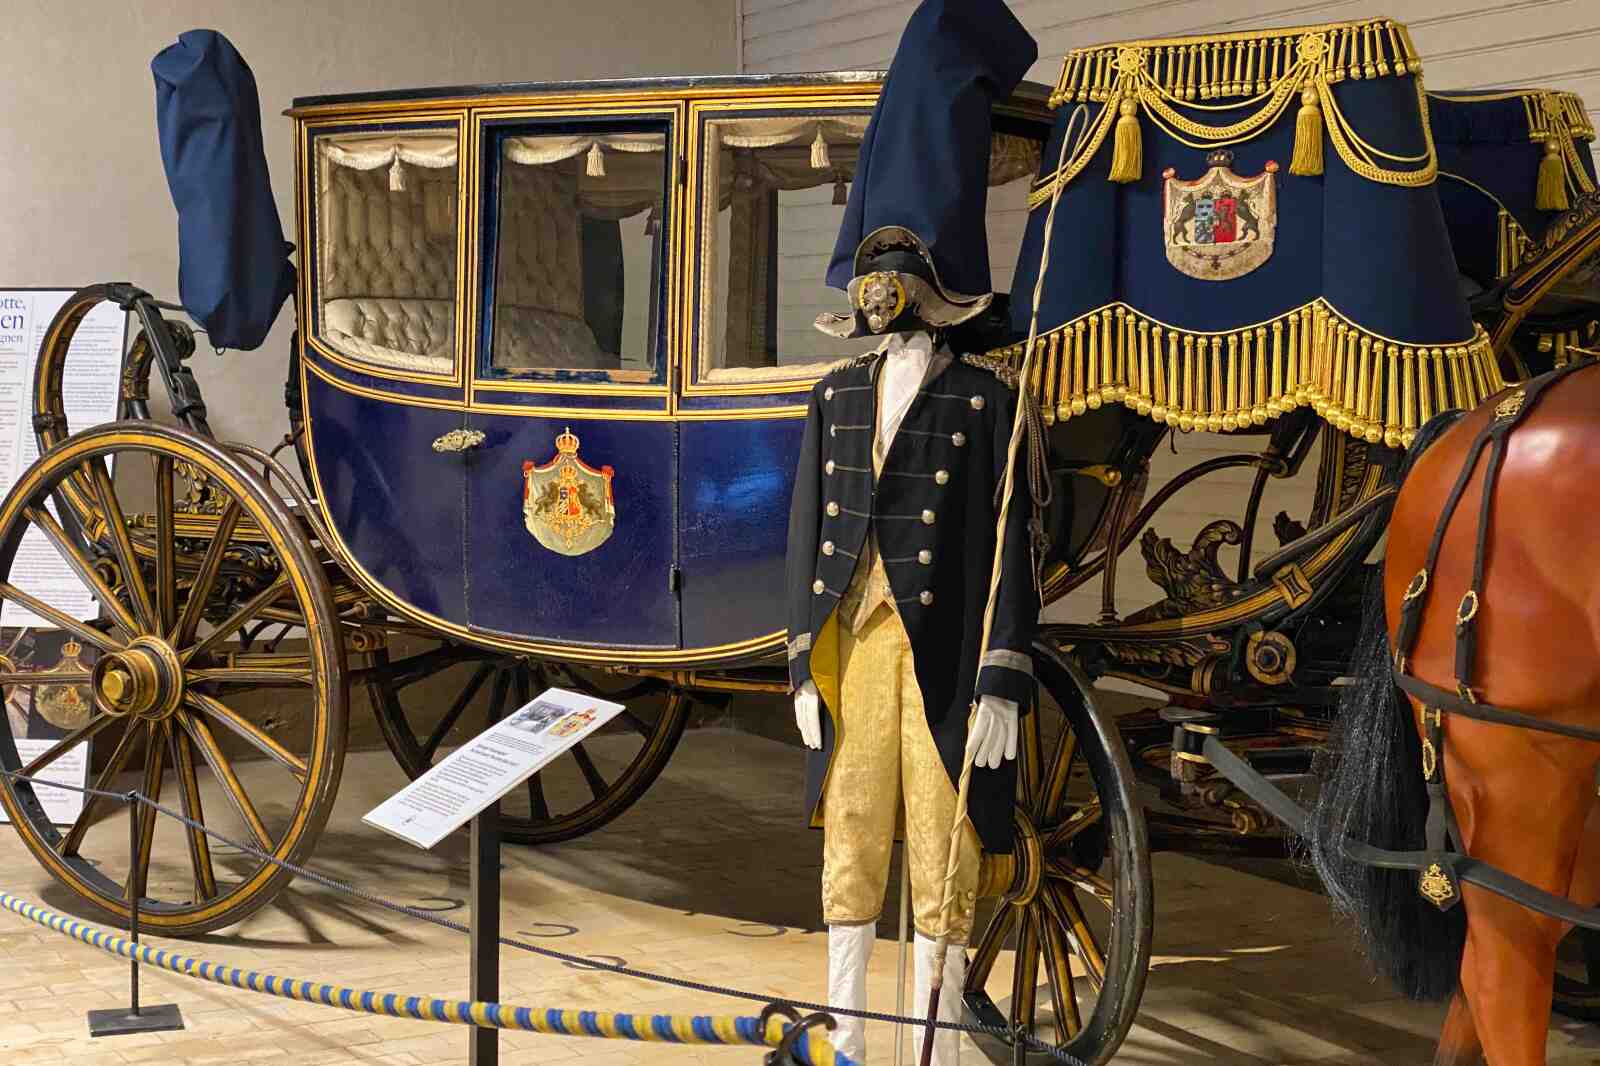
[
  {"xmin": 0, "ymin": 289, "xmax": 125, "ymax": 626},
  {"xmin": 363, "ymin": 687, "xmax": 625, "ymax": 849}
]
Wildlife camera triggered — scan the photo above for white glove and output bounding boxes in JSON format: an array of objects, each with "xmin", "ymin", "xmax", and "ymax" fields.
[
  {"xmin": 794, "ymin": 680, "xmax": 823, "ymax": 750},
  {"xmin": 965, "ymin": 695, "xmax": 1019, "ymax": 769}
]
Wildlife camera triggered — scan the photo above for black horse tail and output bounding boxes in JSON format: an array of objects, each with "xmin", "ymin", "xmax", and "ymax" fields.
[{"xmin": 1305, "ymin": 410, "xmax": 1467, "ymax": 1002}]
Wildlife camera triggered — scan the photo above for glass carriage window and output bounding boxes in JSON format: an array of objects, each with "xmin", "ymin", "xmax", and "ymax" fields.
[
  {"xmin": 488, "ymin": 128, "xmax": 667, "ymax": 378},
  {"xmin": 314, "ymin": 130, "xmax": 460, "ymax": 376},
  {"xmin": 697, "ymin": 115, "xmax": 1042, "ymax": 384}
]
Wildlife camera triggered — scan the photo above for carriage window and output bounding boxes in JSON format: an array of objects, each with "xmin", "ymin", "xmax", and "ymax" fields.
[
  {"xmin": 314, "ymin": 130, "xmax": 460, "ymax": 376},
  {"xmin": 697, "ymin": 115, "xmax": 1042, "ymax": 385},
  {"xmin": 487, "ymin": 128, "xmax": 667, "ymax": 379}
]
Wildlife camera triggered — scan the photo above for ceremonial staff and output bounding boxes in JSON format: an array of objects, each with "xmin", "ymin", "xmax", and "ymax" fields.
[{"xmin": 919, "ymin": 104, "xmax": 1087, "ymax": 1066}]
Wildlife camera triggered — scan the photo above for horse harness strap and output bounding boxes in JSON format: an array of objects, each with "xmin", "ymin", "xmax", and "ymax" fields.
[{"xmin": 1390, "ymin": 361, "xmax": 1597, "ymax": 911}]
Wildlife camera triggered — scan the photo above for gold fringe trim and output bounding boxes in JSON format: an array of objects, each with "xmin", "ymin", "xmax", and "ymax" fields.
[
  {"xmin": 984, "ymin": 300, "xmax": 1503, "ymax": 449},
  {"xmin": 1033, "ymin": 18, "xmax": 1435, "ymax": 205},
  {"xmin": 1051, "ymin": 18, "xmax": 1420, "ymax": 107},
  {"xmin": 1497, "ymin": 208, "xmax": 1534, "ymax": 277}
]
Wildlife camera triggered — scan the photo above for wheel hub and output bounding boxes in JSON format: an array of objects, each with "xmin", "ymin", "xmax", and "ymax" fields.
[
  {"xmin": 94, "ymin": 637, "xmax": 183, "ymax": 721},
  {"xmin": 978, "ymin": 804, "xmax": 1046, "ymax": 905}
]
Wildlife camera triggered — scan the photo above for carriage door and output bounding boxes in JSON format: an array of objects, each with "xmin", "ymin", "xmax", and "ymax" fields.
[
  {"xmin": 673, "ymin": 99, "xmax": 881, "ymax": 650},
  {"xmin": 461, "ymin": 107, "xmax": 681, "ymax": 652}
]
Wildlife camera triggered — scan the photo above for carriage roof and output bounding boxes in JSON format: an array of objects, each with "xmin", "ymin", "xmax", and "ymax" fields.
[{"xmin": 288, "ymin": 70, "xmax": 1054, "ymax": 113}]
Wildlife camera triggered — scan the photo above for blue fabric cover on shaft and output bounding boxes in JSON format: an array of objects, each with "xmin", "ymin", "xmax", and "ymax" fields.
[
  {"xmin": 827, "ymin": 0, "xmax": 1038, "ymax": 295},
  {"xmin": 153, "ymin": 29, "xmax": 294, "ymax": 351}
]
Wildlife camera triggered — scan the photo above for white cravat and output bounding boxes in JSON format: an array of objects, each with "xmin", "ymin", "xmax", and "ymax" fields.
[{"xmin": 877, "ymin": 331, "xmax": 934, "ymax": 455}]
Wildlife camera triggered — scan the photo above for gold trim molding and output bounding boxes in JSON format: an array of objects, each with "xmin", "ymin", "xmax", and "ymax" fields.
[{"xmin": 984, "ymin": 299, "xmax": 1504, "ymax": 448}]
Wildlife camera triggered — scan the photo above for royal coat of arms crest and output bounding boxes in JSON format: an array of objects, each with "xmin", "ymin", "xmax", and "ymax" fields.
[
  {"xmin": 522, "ymin": 428, "xmax": 616, "ymax": 556},
  {"xmin": 1163, "ymin": 150, "xmax": 1278, "ymax": 281}
]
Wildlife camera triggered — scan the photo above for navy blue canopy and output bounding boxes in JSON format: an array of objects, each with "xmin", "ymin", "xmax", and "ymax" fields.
[
  {"xmin": 1430, "ymin": 90, "xmax": 1598, "ymax": 290},
  {"xmin": 826, "ymin": 0, "xmax": 1038, "ymax": 296},
  {"xmin": 1001, "ymin": 18, "xmax": 1508, "ymax": 448},
  {"xmin": 153, "ymin": 29, "xmax": 294, "ymax": 351}
]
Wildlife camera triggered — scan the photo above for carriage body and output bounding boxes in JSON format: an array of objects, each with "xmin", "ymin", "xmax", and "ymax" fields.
[
  {"xmin": 7, "ymin": 22, "xmax": 1600, "ymax": 1064},
  {"xmin": 287, "ymin": 73, "xmax": 1055, "ymax": 668}
]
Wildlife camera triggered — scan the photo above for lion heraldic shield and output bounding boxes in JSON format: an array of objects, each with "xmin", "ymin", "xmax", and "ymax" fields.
[
  {"xmin": 522, "ymin": 427, "xmax": 616, "ymax": 556},
  {"xmin": 1163, "ymin": 149, "xmax": 1278, "ymax": 282}
]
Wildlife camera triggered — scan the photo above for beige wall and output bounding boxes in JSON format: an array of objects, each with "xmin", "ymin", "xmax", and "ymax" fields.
[{"xmin": 1, "ymin": 0, "xmax": 736, "ymax": 448}]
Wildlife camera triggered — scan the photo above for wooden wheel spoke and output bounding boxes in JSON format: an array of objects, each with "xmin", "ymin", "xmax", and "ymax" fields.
[
  {"xmin": 1019, "ymin": 710, "xmax": 1044, "ymax": 802},
  {"xmin": 128, "ymin": 723, "xmax": 166, "ymax": 902},
  {"xmin": 153, "ymin": 456, "xmax": 176, "ymax": 635},
  {"xmin": 0, "ymin": 670, "xmax": 93, "ymax": 687},
  {"xmin": 513, "ymin": 666, "xmax": 533, "ymax": 716},
  {"xmin": 86, "ymin": 460, "xmax": 156, "ymax": 633},
  {"xmin": 61, "ymin": 722, "xmax": 143, "ymax": 857},
  {"xmin": 0, "ymin": 582, "xmax": 126, "ymax": 653},
  {"xmin": 181, "ymin": 573, "xmax": 290, "ymax": 665},
  {"xmin": 1037, "ymin": 898, "xmax": 1083, "ymax": 1044},
  {"xmin": 167, "ymin": 725, "xmax": 217, "ymax": 901},
  {"xmin": 1044, "ymin": 801, "xmax": 1103, "ymax": 851},
  {"xmin": 620, "ymin": 709, "xmax": 657, "ymax": 738},
  {"xmin": 1040, "ymin": 724, "xmax": 1079, "ymax": 823},
  {"xmin": 528, "ymin": 772, "xmax": 551, "ymax": 821},
  {"xmin": 570, "ymin": 743, "xmax": 609, "ymax": 800},
  {"xmin": 22, "ymin": 505, "xmax": 141, "ymax": 638},
  {"xmin": 1010, "ymin": 909, "xmax": 1042, "ymax": 1034},
  {"xmin": 180, "ymin": 714, "xmax": 273, "ymax": 852},
  {"xmin": 21, "ymin": 714, "xmax": 114, "ymax": 776},
  {"xmin": 188, "ymin": 667, "xmax": 313, "ymax": 687},
  {"xmin": 1043, "ymin": 884, "xmax": 1106, "ymax": 992},
  {"xmin": 172, "ymin": 498, "xmax": 242, "ymax": 646},
  {"xmin": 184, "ymin": 693, "xmax": 308, "ymax": 781},
  {"xmin": 1046, "ymin": 860, "xmax": 1114, "ymax": 907},
  {"xmin": 422, "ymin": 663, "xmax": 493, "ymax": 760},
  {"xmin": 964, "ymin": 901, "xmax": 1018, "ymax": 993}
]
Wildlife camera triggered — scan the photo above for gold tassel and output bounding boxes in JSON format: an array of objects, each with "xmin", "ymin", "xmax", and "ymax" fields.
[
  {"xmin": 388, "ymin": 156, "xmax": 406, "ymax": 192},
  {"xmin": 810, "ymin": 127, "xmax": 831, "ymax": 169},
  {"xmin": 1291, "ymin": 85, "xmax": 1324, "ymax": 176},
  {"xmin": 1109, "ymin": 95, "xmax": 1143, "ymax": 183},
  {"xmin": 587, "ymin": 142, "xmax": 606, "ymax": 177},
  {"xmin": 1536, "ymin": 138, "xmax": 1568, "ymax": 211}
]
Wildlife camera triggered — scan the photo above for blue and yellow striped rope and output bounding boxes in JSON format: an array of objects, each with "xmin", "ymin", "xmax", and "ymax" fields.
[{"xmin": 0, "ymin": 891, "xmax": 857, "ymax": 1065}]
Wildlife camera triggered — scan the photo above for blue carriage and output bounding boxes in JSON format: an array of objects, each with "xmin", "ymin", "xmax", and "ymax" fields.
[{"xmin": 4, "ymin": 17, "xmax": 1600, "ymax": 1064}]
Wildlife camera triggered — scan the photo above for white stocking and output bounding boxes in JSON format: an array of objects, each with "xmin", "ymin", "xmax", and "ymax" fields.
[
  {"xmin": 913, "ymin": 933, "xmax": 965, "ymax": 1066},
  {"xmin": 829, "ymin": 922, "xmax": 876, "ymax": 1062}
]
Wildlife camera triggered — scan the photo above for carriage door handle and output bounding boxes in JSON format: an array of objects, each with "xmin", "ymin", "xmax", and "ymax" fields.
[{"xmin": 432, "ymin": 429, "xmax": 486, "ymax": 453}]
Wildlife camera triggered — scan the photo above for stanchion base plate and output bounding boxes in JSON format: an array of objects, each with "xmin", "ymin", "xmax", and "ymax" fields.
[{"xmin": 88, "ymin": 1003, "xmax": 184, "ymax": 1037}]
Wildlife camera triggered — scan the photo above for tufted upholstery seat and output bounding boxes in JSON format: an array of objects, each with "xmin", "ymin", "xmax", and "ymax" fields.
[
  {"xmin": 324, "ymin": 297, "xmax": 454, "ymax": 374},
  {"xmin": 318, "ymin": 146, "xmax": 617, "ymax": 374}
]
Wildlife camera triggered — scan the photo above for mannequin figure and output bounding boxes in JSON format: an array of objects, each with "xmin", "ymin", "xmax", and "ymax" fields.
[{"xmin": 785, "ymin": 5, "xmax": 1037, "ymax": 1061}]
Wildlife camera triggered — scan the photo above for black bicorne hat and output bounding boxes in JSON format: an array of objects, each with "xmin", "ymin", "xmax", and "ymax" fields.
[{"xmin": 814, "ymin": 0, "xmax": 1037, "ymax": 340}]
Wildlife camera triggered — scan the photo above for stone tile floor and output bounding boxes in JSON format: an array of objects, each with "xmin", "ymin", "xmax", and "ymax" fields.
[{"xmin": 0, "ymin": 728, "xmax": 1596, "ymax": 1065}]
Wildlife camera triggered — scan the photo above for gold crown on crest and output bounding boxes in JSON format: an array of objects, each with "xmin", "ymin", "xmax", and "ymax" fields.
[{"xmin": 555, "ymin": 427, "xmax": 581, "ymax": 455}]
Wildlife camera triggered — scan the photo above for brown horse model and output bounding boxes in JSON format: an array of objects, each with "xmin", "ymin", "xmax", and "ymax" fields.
[{"xmin": 1310, "ymin": 362, "xmax": 1600, "ymax": 1065}]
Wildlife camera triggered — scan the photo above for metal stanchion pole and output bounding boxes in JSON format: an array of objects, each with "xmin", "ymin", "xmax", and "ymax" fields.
[
  {"xmin": 469, "ymin": 799, "xmax": 501, "ymax": 1066},
  {"xmin": 87, "ymin": 791, "xmax": 183, "ymax": 1037}
]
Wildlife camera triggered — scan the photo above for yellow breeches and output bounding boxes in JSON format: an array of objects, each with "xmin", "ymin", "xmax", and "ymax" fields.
[{"xmin": 821, "ymin": 603, "xmax": 980, "ymax": 943}]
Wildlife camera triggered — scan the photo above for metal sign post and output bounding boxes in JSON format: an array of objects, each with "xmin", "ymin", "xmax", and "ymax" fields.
[
  {"xmin": 469, "ymin": 799, "xmax": 501, "ymax": 1065},
  {"xmin": 86, "ymin": 792, "xmax": 184, "ymax": 1037}
]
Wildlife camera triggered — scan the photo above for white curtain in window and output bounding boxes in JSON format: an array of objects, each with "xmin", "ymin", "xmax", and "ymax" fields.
[{"xmin": 320, "ymin": 133, "xmax": 458, "ymax": 191}]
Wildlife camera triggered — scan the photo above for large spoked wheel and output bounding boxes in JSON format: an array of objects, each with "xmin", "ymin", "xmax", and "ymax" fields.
[
  {"xmin": 964, "ymin": 645, "xmax": 1152, "ymax": 1065},
  {"xmin": 0, "ymin": 423, "xmax": 346, "ymax": 935},
  {"xmin": 369, "ymin": 644, "xmax": 688, "ymax": 845}
]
